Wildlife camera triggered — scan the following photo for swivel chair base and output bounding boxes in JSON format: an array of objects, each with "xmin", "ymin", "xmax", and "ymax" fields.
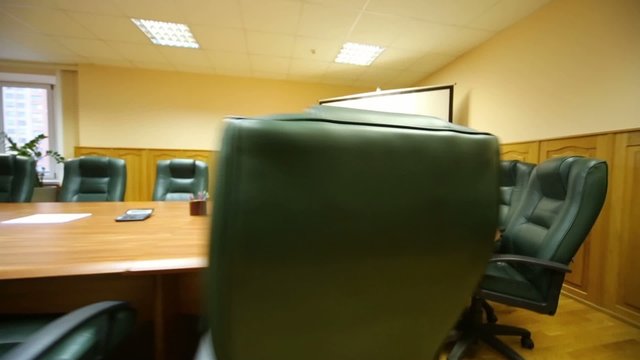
[{"xmin": 447, "ymin": 297, "xmax": 533, "ymax": 360}]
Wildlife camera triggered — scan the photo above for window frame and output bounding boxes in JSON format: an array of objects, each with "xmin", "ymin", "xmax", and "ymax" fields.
[{"xmin": 1, "ymin": 74, "xmax": 59, "ymax": 180}]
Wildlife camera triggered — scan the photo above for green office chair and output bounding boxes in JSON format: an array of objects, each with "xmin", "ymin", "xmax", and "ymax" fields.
[
  {"xmin": 448, "ymin": 156, "xmax": 608, "ymax": 360},
  {"xmin": 0, "ymin": 301, "xmax": 135, "ymax": 360},
  {"xmin": 0, "ymin": 154, "xmax": 36, "ymax": 202},
  {"xmin": 498, "ymin": 160, "xmax": 535, "ymax": 232},
  {"xmin": 58, "ymin": 156, "xmax": 126, "ymax": 202},
  {"xmin": 195, "ymin": 105, "xmax": 501, "ymax": 360},
  {"xmin": 152, "ymin": 159, "xmax": 208, "ymax": 201}
]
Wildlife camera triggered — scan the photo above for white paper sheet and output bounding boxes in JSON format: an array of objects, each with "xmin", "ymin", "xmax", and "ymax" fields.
[{"xmin": 2, "ymin": 213, "xmax": 92, "ymax": 224}]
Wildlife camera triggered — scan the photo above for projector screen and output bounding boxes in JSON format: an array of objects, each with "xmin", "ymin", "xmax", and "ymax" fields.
[{"xmin": 319, "ymin": 84, "xmax": 454, "ymax": 122}]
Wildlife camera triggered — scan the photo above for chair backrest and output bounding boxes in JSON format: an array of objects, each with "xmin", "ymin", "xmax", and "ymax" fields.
[
  {"xmin": 499, "ymin": 156, "xmax": 607, "ymax": 299},
  {"xmin": 58, "ymin": 156, "xmax": 126, "ymax": 202},
  {"xmin": 207, "ymin": 106, "xmax": 500, "ymax": 360},
  {"xmin": 0, "ymin": 154, "xmax": 36, "ymax": 202},
  {"xmin": 498, "ymin": 160, "xmax": 535, "ymax": 230},
  {"xmin": 152, "ymin": 159, "xmax": 208, "ymax": 201}
]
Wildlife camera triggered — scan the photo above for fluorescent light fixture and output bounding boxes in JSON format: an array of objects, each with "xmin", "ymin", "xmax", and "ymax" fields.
[
  {"xmin": 334, "ymin": 42, "xmax": 385, "ymax": 66},
  {"xmin": 132, "ymin": 18, "xmax": 199, "ymax": 48}
]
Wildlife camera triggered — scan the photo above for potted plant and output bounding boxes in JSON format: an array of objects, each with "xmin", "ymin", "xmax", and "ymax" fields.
[{"xmin": 1, "ymin": 132, "xmax": 65, "ymax": 201}]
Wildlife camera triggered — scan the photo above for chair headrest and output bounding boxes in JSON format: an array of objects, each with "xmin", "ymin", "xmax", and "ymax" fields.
[
  {"xmin": 168, "ymin": 159, "xmax": 196, "ymax": 178},
  {"xmin": 78, "ymin": 157, "xmax": 111, "ymax": 177},
  {"xmin": 535, "ymin": 156, "xmax": 581, "ymax": 200},
  {"xmin": 0, "ymin": 154, "xmax": 15, "ymax": 175},
  {"xmin": 500, "ymin": 160, "xmax": 519, "ymax": 186}
]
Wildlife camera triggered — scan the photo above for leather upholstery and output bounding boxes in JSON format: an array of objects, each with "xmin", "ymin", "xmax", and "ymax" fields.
[
  {"xmin": 484, "ymin": 157, "xmax": 607, "ymax": 310},
  {"xmin": 0, "ymin": 154, "xmax": 36, "ymax": 203},
  {"xmin": 0, "ymin": 301, "xmax": 135, "ymax": 360},
  {"xmin": 448, "ymin": 156, "xmax": 608, "ymax": 360},
  {"xmin": 203, "ymin": 106, "xmax": 500, "ymax": 360},
  {"xmin": 58, "ymin": 156, "xmax": 126, "ymax": 202},
  {"xmin": 498, "ymin": 160, "xmax": 535, "ymax": 231},
  {"xmin": 152, "ymin": 159, "xmax": 208, "ymax": 201}
]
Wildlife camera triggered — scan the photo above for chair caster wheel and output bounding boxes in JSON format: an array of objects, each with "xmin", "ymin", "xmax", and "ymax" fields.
[{"xmin": 521, "ymin": 336, "xmax": 534, "ymax": 349}]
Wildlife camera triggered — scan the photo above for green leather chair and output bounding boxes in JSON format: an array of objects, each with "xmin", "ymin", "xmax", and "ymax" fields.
[
  {"xmin": 498, "ymin": 160, "xmax": 535, "ymax": 231},
  {"xmin": 0, "ymin": 154, "xmax": 36, "ymax": 202},
  {"xmin": 449, "ymin": 156, "xmax": 608, "ymax": 360},
  {"xmin": 58, "ymin": 156, "xmax": 126, "ymax": 202},
  {"xmin": 152, "ymin": 159, "xmax": 208, "ymax": 201},
  {"xmin": 195, "ymin": 105, "xmax": 501, "ymax": 360},
  {"xmin": 0, "ymin": 301, "xmax": 135, "ymax": 360}
]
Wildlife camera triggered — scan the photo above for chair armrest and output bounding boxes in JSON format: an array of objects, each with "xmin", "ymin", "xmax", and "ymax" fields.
[
  {"xmin": 2, "ymin": 301, "xmax": 134, "ymax": 360},
  {"xmin": 489, "ymin": 254, "xmax": 571, "ymax": 273}
]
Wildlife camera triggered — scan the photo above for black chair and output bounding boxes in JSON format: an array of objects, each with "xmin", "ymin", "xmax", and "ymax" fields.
[
  {"xmin": 195, "ymin": 105, "xmax": 501, "ymax": 360},
  {"xmin": 0, "ymin": 154, "xmax": 36, "ymax": 202},
  {"xmin": 449, "ymin": 156, "xmax": 608, "ymax": 360},
  {"xmin": 58, "ymin": 156, "xmax": 126, "ymax": 202},
  {"xmin": 0, "ymin": 301, "xmax": 135, "ymax": 360},
  {"xmin": 152, "ymin": 159, "xmax": 208, "ymax": 201},
  {"xmin": 498, "ymin": 160, "xmax": 535, "ymax": 232}
]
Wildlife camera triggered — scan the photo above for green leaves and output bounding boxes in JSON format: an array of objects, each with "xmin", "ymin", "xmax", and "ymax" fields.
[{"xmin": 0, "ymin": 131, "xmax": 65, "ymax": 163}]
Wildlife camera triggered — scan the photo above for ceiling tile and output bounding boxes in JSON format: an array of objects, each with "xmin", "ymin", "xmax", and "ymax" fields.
[
  {"xmin": 131, "ymin": 61, "xmax": 176, "ymax": 71},
  {"xmin": 324, "ymin": 62, "xmax": 366, "ymax": 80},
  {"xmin": 107, "ymin": 42, "xmax": 167, "ymax": 63},
  {"xmin": 1, "ymin": 0, "xmax": 58, "ymax": 8},
  {"xmin": 302, "ymin": 0, "xmax": 368, "ymax": 10},
  {"xmin": 240, "ymin": 0, "xmax": 301, "ymax": 33},
  {"xmin": 158, "ymin": 47, "xmax": 212, "ymax": 67},
  {"xmin": 190, "ymin": 25, "xmax": 247, "ymax": 52},
  {"xmin": 249, "ymin": 54, "xmax": 290, "ymax": 73},
  {"xmin": 429, "ymin": 27, "xmax": 494, "ymax": 55},
  {"xmin": 66, "ymin": 12, "xmax": 149, "ymax": 43},
  {"xmin": 1, "ymin": 5, "xmax": 96, "ymax": 38},
  {"xmin": 112, "ymin": 0, "xmax": 185, "ymax": 23},
  {"xmin": 246, "ymin": 31, "xmax": 294, "ymax": 56},
  {"xmin": 181, "ymin": 0, "xmax": 244, "ymax": 28},
  {"xmin": 296, "ymin": 3, "xmax": 360, "ymax": 40},
  {"xmin": 469, "ymin": 0, "xmax": 550, "ymax": 31},
  {"xmin": 55, "ymin": 0, "xmax": 125, "ymax": 16},
  {"xmin": 348, "ymin": 12, "xmax": 403, "ymax": 46},
  {"xmin": 390, "ymin": 19, "xmax": 451, "ymax": 51},
  {"xmin": 56, "ymin": 37, "xmax": 124, "ymax": 59},
  {"xmin": 206, "ymin": 51, "xmax": 251, "ymax": 71},
  {"xmin": 366, "ymin": 0, "xmax": 500, "ymax": 26},
  {"xmin": 288, "ymin": 59, "xmax": 330, "ymax": 76},
  {"xmin": 372, "ymin": 47, "xmax": 423, "ymax": 70},
  {"xmin": 292, "ymin": 37, "xmax": 342, "ymax": 61},
  {"xmin": 354, "ymin": 68, "xmax": 399, "ymax": 87}
]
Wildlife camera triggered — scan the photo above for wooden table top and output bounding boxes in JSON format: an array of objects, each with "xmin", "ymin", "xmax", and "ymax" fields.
[{"xmin": 0, "ymin": 201, "xmax": 210, "ymax": 280}]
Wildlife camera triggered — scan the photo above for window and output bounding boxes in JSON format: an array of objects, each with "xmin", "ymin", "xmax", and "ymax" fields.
[{"xmin": 1, "ymin": 78, "xmax": 58, "ymax": 180}]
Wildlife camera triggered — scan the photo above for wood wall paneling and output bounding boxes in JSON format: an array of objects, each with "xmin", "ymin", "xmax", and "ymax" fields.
[
  {"xmin": 605, "ymin": 131, "xmax": 640, "ymax": 325},
  {"xmin": 537, "ymin": 134, "xmax": 613, "ymax": 304},
  {"xmin": 500, "ymin": 141, "xmax": 540, "ymax": 163}
]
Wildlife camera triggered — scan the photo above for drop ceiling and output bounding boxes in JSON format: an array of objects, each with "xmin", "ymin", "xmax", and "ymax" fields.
[{"xmin": 0, "ymin": 0, "xmax": 550, "ymax": 88}]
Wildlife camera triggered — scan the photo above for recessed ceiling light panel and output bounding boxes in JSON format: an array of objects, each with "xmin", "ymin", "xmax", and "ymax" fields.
[
  {"xmin": 132, "ymin": 18, "xmax": 199, "ymax": 48},
  {"xmin": 335, "ymin": 42, "xmax": 385, "ymax": 66}
]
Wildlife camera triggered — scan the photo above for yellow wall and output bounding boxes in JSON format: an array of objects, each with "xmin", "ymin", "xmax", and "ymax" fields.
[
  {"xmin": 418, "ymin": 0, "xmax": 640, "ymax": 143},
  {"xmin": 59, "ymin": 69, "xmax": 78, "ymax": 158},
  {"xmin": 77, "ymin": 64, "xmax": 368, "ymax": 150}
]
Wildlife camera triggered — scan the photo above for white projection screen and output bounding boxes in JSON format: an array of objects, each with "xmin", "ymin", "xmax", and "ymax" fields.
[{"xmin": 319, "ymin": 84, "xmax": 454, "ymax": 122}]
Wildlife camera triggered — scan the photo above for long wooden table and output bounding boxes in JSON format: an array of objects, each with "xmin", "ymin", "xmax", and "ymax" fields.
[{"xmin": 0, "ymin": 201, "xmax": 211, "ymax": 359}]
